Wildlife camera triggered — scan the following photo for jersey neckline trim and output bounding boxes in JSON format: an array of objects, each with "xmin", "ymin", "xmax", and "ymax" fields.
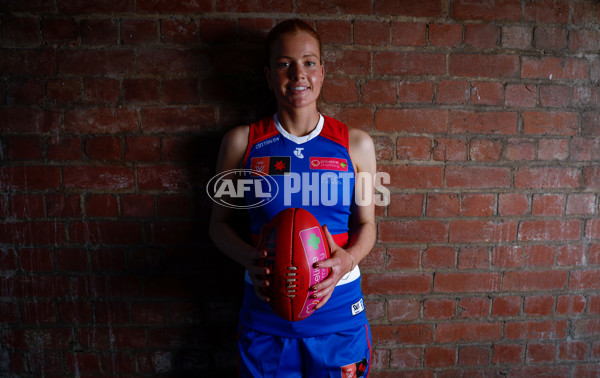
[{"xmin": 273, "ymin": 113, "xmax": 324, "ymax": 145}]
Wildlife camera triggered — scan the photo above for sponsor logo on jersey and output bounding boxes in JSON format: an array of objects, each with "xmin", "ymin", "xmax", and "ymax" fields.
[
  {"xmin": 309, "ymin": 157, "xmax": 348, "ymax": 171},
  {"xmin": 293, "ymin": 147, "xmax": 305, "ymax": 159},
  {"xmin": 251, "ymin": 156, "xmax": 291, "ymax": 175},
  {"xmin": 351, "ymin": 298, "xmax": 365, "ymax": 316}
]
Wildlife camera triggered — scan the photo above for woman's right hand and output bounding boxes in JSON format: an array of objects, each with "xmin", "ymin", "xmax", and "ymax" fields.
[{"xmin": 245, "ymin": 248, "xmax": 271, "ymax": 302}]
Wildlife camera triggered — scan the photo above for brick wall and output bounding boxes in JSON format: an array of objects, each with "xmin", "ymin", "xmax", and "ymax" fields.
[{"xmin": 1, "ymin": 0, "xmax": 599, "ymax": 376}]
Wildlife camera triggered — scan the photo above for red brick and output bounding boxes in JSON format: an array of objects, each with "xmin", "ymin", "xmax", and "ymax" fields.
[
  {"xmin": 583, "ymin": 166, "xmax": 600, "ymax": 188},
  {"xmin": 505, "ymin": 138, "xmax": 536, "ymax": 161},
  {"xmin": 65, "ymin": 108, "xmax": 138, "ymax": 133},
  {"xmin": 502, "ymin": 26, "xmax": 533, "ymax": 49},
  {"xmin": 492, "ymin": 344, "xmax": 523, "ymax": 364},
  {"xmin": 452, "ymin": 0, "xmax": 522, "ymax": 21},
  {"xmin": 86, "ymin": 136, "xmax": 122, "ymax": 160},
  {"xmin": 315, "ymin": 19, "xmax": 351, "ymax": 45},
  {"xmin": 80, "ymin": 19, "xmax": 119, "ymax": 45},
  {"xmin": 84, "ymin": 78, "xmax": 120, "ymax": 104},
  {"xmin": 447, "ymin": 166, "xmax": 511, "ymax": 188},
  {"xmin": 85, "ymin": 195, "xmax": 119, "ymax": 217},
  {"xmin": 372, "ymin": 136, "xmax": 394, "ymax": 161},
  {"xmin": 70, "ymin": 221, "xmax": 143, "ymax": 245},
  {"xmin": 7, "ymin": 136, "xmax": 44, "ymax": 160},
  {"xmin": 499, "ymin": 193, "xmax": 529, "ymax": 216},
  {"xmin": 363, "ymin": 273, "xmax": 431, "ymax": 295},
  {"xmin": 522, "ymin": 57, "xmax": 588, "ymax": 80},
  {"xmin": 396, "ymin": 137, "xmax": 430, "ymax": 160},
  {"xmin": 572, "ymin": 137, "xmax": 600, "ymax": 161},
  {"xmin": 137, "ymin": 47, "xmax": 204, "ymax": 75},
  {"xmin": 526, "ymin": 343, "xmax": 555, "ymax": 363},
  {"xmin": 458, "ymin": 297, "xmax": 489, "ymax": 319},
  {"xmin": 388, "ymin": 298, "xmax": 420, "ymax": 322},
  {"xmin": 59, "ymin": 0, "xmax": 134, "ymax": 13},
  {"xmin": 423, "ymin": 246, "xmax": 455, "ymax": 269},
  {"xmin": 378, "ymin": 220, "xmax": 447, "ymax": 243},
  {"xmin": 362, "ymin": 80, "xmax": 396, "ymax": 104},
  {"xmin": 42, "ymin": 18, "xmax": 78, "ymax": 45},
  {"xmin": 161, "ymin": 18, "xmax": 199, "ymax": 45},
  {"xmin": 460, "ymin": 194, "xmax": 495, "ymax": 217},
  {"xmin": 6, "ymin": 79, "xmax": 44, "ymax": 104},
  {"xmin": 6, "ymin": 275, "xmax": 69, "ymax": 298},
  {"xmin": 570, "ymin": 270, "xmax": 600, "ymax": 290},
  {"xmin": 425, "ymin": 347, "xmax": 455, "ymax": 368},
  {"xmin": 354, "ymin": 20, "xmax": 389, "ymax": 46},
  {"xmin": 587, "ymin": 218, "xmax": 600, "ymax": 239},
  {"xmin": 525, "ymin": 0, "xmax": 570, "ymax": 23},
  {"xmin": 389, "ymin": 348, "xmax": 422, "ymax": 369},
  {"xmin": 524, "ymin": 295, "xmax": 554, "ymax": 316},
  {"xmin": 47, "ymin": 79, "xmax": 82, "ymax": 104},
  {"xmin": 532, "ymin": 194, "xmax": 563, "ymax": 216},
  {"xmin": 519, "ymin": 219, "xmax": 581, "ymax": 241},
  {"xmin": 1, "ymin": 16, "xmax": 40, "ymax": 46},
  {"xmin": 121, "ymin": 194, "xmax": 155, "ymax": 217},
  {"xmin": 162, "ymin": 79, "xmax": 199, "ymax": 104},
  {"xmin": 0, "ymin": 300, "xmax": 20, "ymax": 323},
  {"xmin": 469, "ymin": 138, "xmax": 502, "ymax": 161},
  {"xmin": 21, "ymin": 301, "xmax": 57, "ymax": 324},
  {"xmin": 9, "ymin": 194, "xmax": 45, "ymax": 218},
  {"xmin": 374, "ymin": 51, "xmax": 446, "ymax": 76},
  {"xmin": 535, "ymin": 25, "xmax": 568, "ymax": 50},
  {"xmin": 525, "ymin": 245, "xmax": 555, "ymax": 267},
  {"xmin": 556, "ymin": 295, "xmax": 586, "ymax": 315},
  {"xmin": 123, "ymin": 78, "xmax": 160, "ymax": 104},
  {"xmin": 90, "ymin": 248, "xmax": 126, "ymax": 271},
  {"xmin": 0, "ymin": 49, "xmax": 56, "ymax": 76},
  {"xmin": 131, "ymin": 302, "xmax": 167, "ymax": 324},
  {"xmin": 424, "ymin": 298, "xmax": 455, "ymax": 320},
  {"xmin": 538, "ymin": 138, "xmax": 568, "ymax": 160},
  {"xmin": 574, "ymin": 318, "xmax": 600, "ymax": 338},
  {"xmin": 0, "ymin": 108, "xmax": 59, "ymax": 133},
  {"xmin": 297, "ymin": 0, "xmax": 368, "ymax": 14},
  {"xmin": 124, "ymin": 136, "xmax": 160, "ymax": 161},
  {"xmin": 0, "ymin": 166, "xmax": 61, "ymax": 190},
  {"xmin": 137, "ymin": 166, "xmax": 190, "ymax": 190},
  {"xmin": 322, "ymin": 78, "xmax": 358, "ymax": 103},
  {"xmin": 426, "ymin": 193, "xmax": 459, "ymax": 217},
  {"xmin": 138, "ymin": 351, "xmax": 173, "ymax": 373},
  {"xmin": 435, "ymin": 272, "xmax": 501, "ymax": 293},
  {"xmin": 55, "ymin": 248, "xmax": 89, "ymax": 271},
  {"xmin": 429, "ymin": 24, "xmax": 462, "ymax": 47},
  {"xmin": 450, "ymin": 54, "xmax": 519, "ymax": 78},
  {"xmin": 19, "ymin": 248, "xmax": 53, "ymax": 272},
  {"xmin": 121, "ymin": 19, "xmax": 157, "ymax": 44},
  {"xmin": 506, "ymin": 83, "xmax": 537, "ymax": 108},
  {"xmin": 141, "ymin": 107, "xmax": 216, "ymax": 133},
  {"xmin": 398, "ymin": 81, "xmax": 434, "ymax": 103},
  {"xmin": 391, "ymin": 22, "xmax": 426, "ymax": 46},
  {"xmin": 506, "ymin": 320, "xmax": 568, "ymax": 340},
  {"xmin": 449, "ymin": 110, "xmax": 518, "ymax": 134},
  {"xmin": 371, "ymin": 324, "xmax": 434, "ymax": 345},
  {"xmin": 46, "ymin": 194, "xmax": 81, "ymax": 218},
  {"xmin": 387, "ymin": 247, "xmax": 420, "ymax": 270},
  {"xmin": 0, "ymin": 0, "xmax": 54, "ymax": 12},
  {"xmin": 458, "ymin": 247, "xmax": 489, "ymax": 269},
  {"xmin": 570, "ymin": 29, "xmax": 600, "ymax": 51},
  {"xmin": 492, "ymin": 246, "xmax": 524, "ymax": 268},
  {"xmin": 459, "ymin": 345, "xmax": 490, "ymax": 366},
  {"xmin": 523, "ymin": 111, "xmax": 578, "ymax": 136},
  {"xmin": 376, "ymin": 0, "xmax": 442, "ymax": 16},
  {"xmin": 465, "ymin": 24, "xmax": 499, "ymax": 49},
  {"xmin": 437, "ymin": 80, "xmax": 469, "ymax": 104},
  {"xmin": 156, "ymin": 194, "xmax": 191, "ymax": 218},
  {"xmin": 591, "ymin": 244, "xmax": 600, "ymax": 265},
  {"xmin": 64, "ymin": 166, "xmax": 134, "ymax": 190},
  {"xmin": 566, "ymin": 193, "xmax": 596, "ymax": 215},
  {"xmin": 436, "ymin": 322, "xmax": 502, "ymax": 343},
  {"xmin": 559, "ymin": 341, "xmax": 589, "ymax": 361},
  {"xmin": 433, "ymin": 138, "xmax": 467, "ymax": 161},
  {"xmin": 376, "ymin": 108, "xmax": 446, "ymax": 133},
  {"xmin": 503, "ymin": 271, "xmax": 567, "ymax": 291},
  {"xmin": 60, "ymin": 49, "xmax": 134, "ymax": 75},
  {"xmin": 515, "ymin": 167, "xmax": 580, "ymax": 189},
  {"xmin": 492, "ymin": 296, "xmax": 521, "ymax": 317},
  {"xmin": 381, "ymin": 164, "xmax": 443, "ymax": 189},
  {"xmin": 65, "ymin": 352, "xmax": 99, "ymax": 373}
]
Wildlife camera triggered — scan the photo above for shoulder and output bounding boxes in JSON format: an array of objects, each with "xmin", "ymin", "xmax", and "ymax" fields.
[
  {"xmin": 348, "ymin": 127, "xmax": 376, "ymax": 174},
  {"xmin": 222, "ymin": 125, "xmax": 249, "ymax": 151}
]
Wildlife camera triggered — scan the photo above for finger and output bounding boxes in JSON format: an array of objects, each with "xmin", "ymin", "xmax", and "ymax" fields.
[
  {"xmin": 314, "ymin": 291, "xmax": 333, "ymax": 310},
  {"xmin": 322, "ymin": 225, "xmax": 339, "ymax": 251}
]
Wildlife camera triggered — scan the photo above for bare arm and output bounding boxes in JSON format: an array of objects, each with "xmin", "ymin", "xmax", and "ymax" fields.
[
  {"xmin": 208, "ymin": 126, "xmax": 271, "ymax": 301},
  {"xmin": 312, "ymin": 128, "xmax": 377, "ymax": 309}
]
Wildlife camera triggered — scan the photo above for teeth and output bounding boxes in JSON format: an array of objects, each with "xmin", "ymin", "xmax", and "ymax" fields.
[{"xmin": 292, "ymin": 87, "xmax": 308, "ymax": 90}]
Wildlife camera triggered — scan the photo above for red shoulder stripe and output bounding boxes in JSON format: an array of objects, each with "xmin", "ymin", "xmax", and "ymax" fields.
[
  {"xmin": 319, "ymin": 115, "xmax": 349, "ymax": 150},
  {"xmin": 243, "ymin": 116, "xmax": 278, "ymax": 166}
]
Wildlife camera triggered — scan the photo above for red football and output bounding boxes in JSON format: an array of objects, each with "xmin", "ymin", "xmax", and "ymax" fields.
[{"xmin": 258, "ymin": 208, "xmax": 331, "ymax": 322}]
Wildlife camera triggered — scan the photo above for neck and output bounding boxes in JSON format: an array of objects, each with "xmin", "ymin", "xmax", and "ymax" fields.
[{"xmin": 276, "ymin": 107, "xmax": 320, "ymax": 137}]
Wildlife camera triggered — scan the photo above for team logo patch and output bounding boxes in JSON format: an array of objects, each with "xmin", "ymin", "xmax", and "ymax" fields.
[
  {"xmin": 341, "ymin": 358, "xmax": 368, "ymax": 378},
  {"xmin": 351, "ymin": 298, "xmax": 365, "ymax": 316},
  {"xmin": 310, "ymin": 157, "xmax": 348, "ymax": 171},
  {"xmin": 251, "ymin": 156, "xmax": 291, "ymax": 175}
]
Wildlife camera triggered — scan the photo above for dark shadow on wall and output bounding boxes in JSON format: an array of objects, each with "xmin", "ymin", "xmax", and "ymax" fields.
[{"xmin": 156, "ymin": 23, "xmax": 276, "ymax": 377}]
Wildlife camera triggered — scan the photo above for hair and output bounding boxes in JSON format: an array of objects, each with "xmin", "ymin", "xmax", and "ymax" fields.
[{"xmin": 264, "ymin": 19, "xmax": 322, "ymax": 65}]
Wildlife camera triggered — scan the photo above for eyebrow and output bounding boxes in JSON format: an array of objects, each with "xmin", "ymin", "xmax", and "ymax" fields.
[{"xmin": 277, "ymin": 54, "xmax": 320, "ymax": 60}]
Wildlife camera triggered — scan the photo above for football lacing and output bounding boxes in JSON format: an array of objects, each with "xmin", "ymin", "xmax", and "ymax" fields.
[{"xmin": 285, "ymin": 266, "xmax": 297, "ymax": 296}]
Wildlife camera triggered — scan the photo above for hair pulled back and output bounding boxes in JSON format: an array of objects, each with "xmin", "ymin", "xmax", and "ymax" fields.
[{"xmin": 265, "ymin": 19, "xmax": 322, "ymax": 65}]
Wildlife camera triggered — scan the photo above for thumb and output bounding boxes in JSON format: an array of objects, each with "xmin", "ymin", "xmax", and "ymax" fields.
[{"xmin": 322, "ymin": 225, "xmax": 338, "ymax": 252}]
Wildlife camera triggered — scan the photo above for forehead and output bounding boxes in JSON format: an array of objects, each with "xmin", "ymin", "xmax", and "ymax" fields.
[{"xmin": 270, "ymin": 32, "xmax": 320, "ymax": 58}]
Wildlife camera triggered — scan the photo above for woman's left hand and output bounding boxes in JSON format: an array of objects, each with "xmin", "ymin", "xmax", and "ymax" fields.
[{"xmin": 310, "ymin": 225, "xmax": 354, "ymax": 310}]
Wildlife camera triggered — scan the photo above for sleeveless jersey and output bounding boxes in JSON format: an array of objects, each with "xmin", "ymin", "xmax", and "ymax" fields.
[{"xmin": 239, "ymin": 113, "xmax": 367, "ymax": 337}]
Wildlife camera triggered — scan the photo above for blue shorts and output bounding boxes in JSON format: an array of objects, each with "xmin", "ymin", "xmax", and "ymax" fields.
[{"xmin": 238, "ymin": 323, "xmax": 371, "ymax": 378}]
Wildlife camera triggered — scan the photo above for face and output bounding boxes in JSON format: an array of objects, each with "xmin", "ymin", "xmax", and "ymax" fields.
[{"xmin": 265, "ymin": 32, "xmax": 324, "ymax": 111}]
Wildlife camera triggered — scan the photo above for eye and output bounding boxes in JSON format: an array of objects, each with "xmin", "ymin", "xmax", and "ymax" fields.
[
  {"xmin": 305, "ymin": 61, "xmax": 317, "ymax": 67},
  {"xmin": 276, "ymin": 62, "xmax": 290, "ymax": 68}
]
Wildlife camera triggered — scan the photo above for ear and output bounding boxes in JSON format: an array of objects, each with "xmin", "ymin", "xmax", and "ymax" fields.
[{"xmin": 264, "ymin": 66, "xmax": 272, "ymax": 90}]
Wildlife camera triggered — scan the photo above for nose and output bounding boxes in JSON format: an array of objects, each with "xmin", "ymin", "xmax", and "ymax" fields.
[{"xmin": 289, "ymin": 63, "xmax": 306, "ymax": 80}]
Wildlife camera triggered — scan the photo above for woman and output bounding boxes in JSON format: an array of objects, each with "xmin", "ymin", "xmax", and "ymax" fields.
[{"xmin": 209, "ymin": 19, "xmax": 377, "ymax": 377}]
